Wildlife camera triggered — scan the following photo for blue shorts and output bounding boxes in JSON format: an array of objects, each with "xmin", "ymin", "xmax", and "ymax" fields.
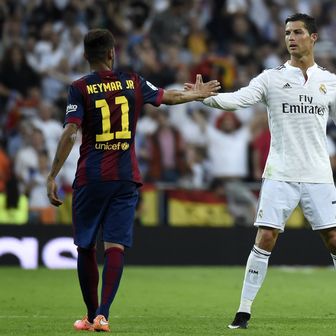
[{"xmin": 72, "ymin": 181, "xmax": 139, "ymax": 248}]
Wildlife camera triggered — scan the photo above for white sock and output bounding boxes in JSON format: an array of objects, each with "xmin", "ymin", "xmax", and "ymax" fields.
[
  {"xmin": 331, "ymin": 253, "xmax": 336, "ymax": 268},
  {"xmin": 237, "ymin": 245, "xmax": 271, "ymax": 314}
]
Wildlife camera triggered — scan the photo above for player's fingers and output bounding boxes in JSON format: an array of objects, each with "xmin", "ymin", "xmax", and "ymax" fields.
[
  {"xmin": 53, "ymin": 199, "xmax": 63, "ymax": 206},
  {"xmin": 208, "ymin": 80, "xmax": 221, "ymax": 85},
  {"xmin": 207, "ymin": 81, "xmax": 221, "ymax": 91},
  {"xmin": 49, "ymin": 195, "xmax": 63, "ymax": 207},
  {"xmin": 196, "ymin": 74, "xmax": 203, "ymax": 85},
  {"xmin": 184, "ymin": 83, "xmax": 194, "ymax": 90}
]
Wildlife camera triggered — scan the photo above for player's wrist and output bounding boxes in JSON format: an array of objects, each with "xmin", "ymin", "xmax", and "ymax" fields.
[{"xmin": 47, "ymin": 174, "xmax": 56, "ymax": 181}]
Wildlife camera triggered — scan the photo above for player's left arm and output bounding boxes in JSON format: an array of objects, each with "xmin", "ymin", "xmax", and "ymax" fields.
[{"xmin": 47, "ymin": 123, "xmax": 78, "ymax": 206}]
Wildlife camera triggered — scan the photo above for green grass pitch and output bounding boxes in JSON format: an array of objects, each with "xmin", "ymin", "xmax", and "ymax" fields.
[{"xmin": 0, "ymin": 266, "xmax": 335, "ymax": 335}]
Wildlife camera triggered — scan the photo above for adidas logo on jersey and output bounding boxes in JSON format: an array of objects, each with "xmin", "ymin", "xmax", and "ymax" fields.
[{"xmin": 283, "ymin": 83, "xmax": 292, "ymax": 89}]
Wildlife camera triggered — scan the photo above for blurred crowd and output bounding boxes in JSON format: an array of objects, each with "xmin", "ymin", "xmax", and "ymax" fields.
[{"xmin": 1, "ymin": 0, "xmax": 336, "ymax": 225}]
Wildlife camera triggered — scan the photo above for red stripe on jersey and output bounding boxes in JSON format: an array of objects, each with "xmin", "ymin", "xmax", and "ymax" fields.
[
  {"xmin": 156, "ymin": 88, "xmax": 164, "ymax": 106},
  {"xmin": 65, "ymin": 116, "xmax": 82, "ymax": 127},
  {"xmin": 76, "ymin": 156, "xmax": 88, "ymax": 186},
  {"xmin": 130, "ymin": 142, "xmax": 141, "ymax": 183},
  {"xmin": 77, "ymin": 78, "xmax": 90, "ymax": 107},
  {"xmin": 101, "ymin": 150, "xmax": 120, "ymax": 182}
]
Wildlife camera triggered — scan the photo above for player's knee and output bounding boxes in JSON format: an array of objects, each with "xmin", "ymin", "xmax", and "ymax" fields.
[
  {"xmin": 255, "ymin": 227, "xmax": 279, "ymax": 252},
  {"xmin": 323, "ymin": 228, "xmax": 336, "ymax": 252}
]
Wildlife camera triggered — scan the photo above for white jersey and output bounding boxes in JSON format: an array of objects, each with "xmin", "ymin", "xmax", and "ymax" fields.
[{"xmin": 203, "ymin": 62, "xmax": 336, "ymax": 183}]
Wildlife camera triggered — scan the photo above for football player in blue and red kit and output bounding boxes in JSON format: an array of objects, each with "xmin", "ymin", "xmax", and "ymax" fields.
[{"xmin": 46, "ymin": 28, "xmax": 220, "ymax": 332}]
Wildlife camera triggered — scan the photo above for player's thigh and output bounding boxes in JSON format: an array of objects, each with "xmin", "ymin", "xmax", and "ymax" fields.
[
  {"xmin": 72, "ymin": 184, "xmax": 110, "ymax": 248},
  {"xmin": 102, "ymin": 181, "xmax": 139, "ymax": 248},
  {"xmin": 300, "ymin": 183, "xmax": 336, "ymax": 230},
  {"xmin": 72, "ymin": 181, "xmax": 139, "ymax": 248},
  {"xmin": 254, "ymin": 179, "xmax": 301, "ymax": 232}
]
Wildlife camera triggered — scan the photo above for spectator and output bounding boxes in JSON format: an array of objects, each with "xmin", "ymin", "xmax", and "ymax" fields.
[
  {"xmin": 195, "ymin": 109, "xmax": 257, "ymax": 225},
  {"xmin": 146, "ymin": 108, "xmax": 189, "ymax": 184},
  {"xmin": 34, "ymin": 24, "xmax": 66, "ymax": 74},
  {"xmin": 14, "ymin": 127, "xmax": 48, "ymax": 194},
  {"xmin": 250, "ymin": 105, "xmax": 271, "ymax": 181},
  {"xmin": 31, "ymin": 100, "xmax": 63, "ymax": 156},
  {"xmin": 27, "ymin": 0, "xmax": 62, "ymax": 28},
  {"xmin": 57, "ymin": 131, "xmax": 81, "ymax": 224},
  {"xmin": 0, "ymin": 172, "xmax": 28, "ymax": 225},
  {"xmin": 181, "ymin": 145, "xmax": 209, "ymax": 189},
  {"xmin": 149, "ymin": 0, "xmax": 190, "ymax": 51},
  {"xmin": 0, "ymin": 141, "xmax": 10, "ymax": 192},
  {"xmin": 0, "ymin": 43, "xmax": 40, "ymax": 110},
  {"xmin": 28, "ymin": 150, "xmax": 55, "ymax": 224}
]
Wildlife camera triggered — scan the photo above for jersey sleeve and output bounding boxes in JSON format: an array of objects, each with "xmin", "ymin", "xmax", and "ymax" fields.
[
  {"xmin": 203, "ymin": 71, "xmax": 269, "ymax": 110},
  {"xmin": 138, "ymin": 76, "xmax": 164, "ymax": 106},
  {"xmin": 64, "ymin": 84, "xmax": 85, "ymax": 127}
]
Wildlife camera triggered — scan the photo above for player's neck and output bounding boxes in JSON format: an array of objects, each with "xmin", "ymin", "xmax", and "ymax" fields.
[
  {"xmin": 90, "ymin": 60, "xmax": 112, "ymax": 72},
  {"xmin": 288, "ymin": 54, "xmax": 315, "ymax": 73}
]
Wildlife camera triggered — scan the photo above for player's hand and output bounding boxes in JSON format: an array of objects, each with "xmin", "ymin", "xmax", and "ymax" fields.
[
  {"xmin": 47, "ymin": 176, "xmax": 63, "ymax": 207},
  {"xmin": 193, "ymin": 74, "xmax": 221, "ymax": 100},
  {"xmin": 184, "ymin": 74, "xmax": 221, "ymax": 97}
]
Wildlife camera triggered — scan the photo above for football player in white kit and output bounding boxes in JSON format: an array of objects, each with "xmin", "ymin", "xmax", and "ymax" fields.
[{"xmin": 186, "ymin": 13, "xmax": 336, "ymax": 329}]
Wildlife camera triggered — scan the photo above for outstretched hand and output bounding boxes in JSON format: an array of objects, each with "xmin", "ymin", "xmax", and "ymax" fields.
[{"xmin": 184, "ymin": 74, "xmax": 221, "ymax": 99}]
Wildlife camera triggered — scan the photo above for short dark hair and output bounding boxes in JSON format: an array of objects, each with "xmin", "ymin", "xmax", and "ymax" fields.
[
  {"xmin": 285, "ymin": 13, "xmax": 317, "ymax": 34},
  {"xmin": 84, "ymin": 29, "xmax": 115, "ymax": 63}
]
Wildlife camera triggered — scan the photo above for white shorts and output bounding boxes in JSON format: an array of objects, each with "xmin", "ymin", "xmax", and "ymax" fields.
[{"xmin": 254, "ymin": 179, "xmax": 336, "ymax": 232}]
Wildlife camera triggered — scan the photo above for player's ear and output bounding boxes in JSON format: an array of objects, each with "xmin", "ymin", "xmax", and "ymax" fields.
[
  {"xmin": 311, "ymin": 33, "xmax": 318, "ymax": 44},
  {"xmin": 107, "ymin": 48, "xmax": 114, "ymax": 60}
]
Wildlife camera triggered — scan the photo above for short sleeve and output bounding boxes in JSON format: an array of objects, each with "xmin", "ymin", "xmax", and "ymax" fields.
[
  {"xmin": 138, "ymin": 76, "xmax": 164, "ymax": 106},
  {"xmin": 64, "ymin": 84, "xmax": 85, "ymax": 127}
]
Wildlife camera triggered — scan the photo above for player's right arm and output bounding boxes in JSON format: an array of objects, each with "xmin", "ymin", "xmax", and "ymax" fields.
[
  {"xmin": 47, "ymin": 123, "xmax": 78, "ymax": 206},
  {"xmin": 47, "ymin": 83, "xmax": 84, "ymax": 206}
]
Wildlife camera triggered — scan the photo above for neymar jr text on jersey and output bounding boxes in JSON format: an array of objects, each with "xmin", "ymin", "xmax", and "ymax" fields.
[{"xmin": 86, "ymin": 80, "xmax": 134, "ymax": 94}]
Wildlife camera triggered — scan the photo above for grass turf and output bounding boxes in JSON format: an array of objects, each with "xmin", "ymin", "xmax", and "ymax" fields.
[{"xmin": 0, "ymin": 266, "xmax": 335, "ymax": 335}]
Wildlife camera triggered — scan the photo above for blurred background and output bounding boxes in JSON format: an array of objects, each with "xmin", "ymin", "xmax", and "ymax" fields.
[{"xmin": 1, "ymin": 0, "xmax": 336, "ymax": 267}]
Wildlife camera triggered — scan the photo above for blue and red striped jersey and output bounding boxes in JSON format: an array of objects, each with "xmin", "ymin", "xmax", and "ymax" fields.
[{"xmin": 65, "ymin": 70, "xmax": 164, "ymax": 188}]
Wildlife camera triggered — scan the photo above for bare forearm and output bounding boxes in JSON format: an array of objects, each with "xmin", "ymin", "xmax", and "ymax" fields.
[
  {"xmin": 48, "ymin": 124, "xmax": 78, "ymax": 179},
  {"xmin": 162, "ymin": 90, "xmax": 201, "ymax": 105}
]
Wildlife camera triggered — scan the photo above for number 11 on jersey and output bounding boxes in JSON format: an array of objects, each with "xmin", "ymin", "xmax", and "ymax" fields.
[{"xmin": 95, "ymin": 96, "xmax": 131, "ymax": 142}]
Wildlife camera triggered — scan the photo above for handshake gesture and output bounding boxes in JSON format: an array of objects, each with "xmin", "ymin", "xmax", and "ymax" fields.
[
  {"xmin": 163, "ymin": 74, "xmax": 220, "ymax": 104},
  {"xmin": 184, "ymin": 74, "xmax": 220, "ymax": 100}
]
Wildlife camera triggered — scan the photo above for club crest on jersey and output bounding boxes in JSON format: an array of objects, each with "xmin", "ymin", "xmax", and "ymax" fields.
[
  {"xmin": 258, "ymin": 209, "xmax": 263, "ymax": 219},
  {"xmin": 319, "ymin": 84, "xmax": 327, "ymax": 94},
  {"xmin": 66, "ymin": 104, "xmax": 78, "ymax": 114}
]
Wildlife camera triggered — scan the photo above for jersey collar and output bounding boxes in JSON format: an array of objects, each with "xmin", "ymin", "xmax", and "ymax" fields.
[
  {"xmin": 284, "ymin": 61, "xmax": 318, "ymax": 83},
  {"xmin": 285, "ymin": 61, "xmax": 318, "ymax": 74}
]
